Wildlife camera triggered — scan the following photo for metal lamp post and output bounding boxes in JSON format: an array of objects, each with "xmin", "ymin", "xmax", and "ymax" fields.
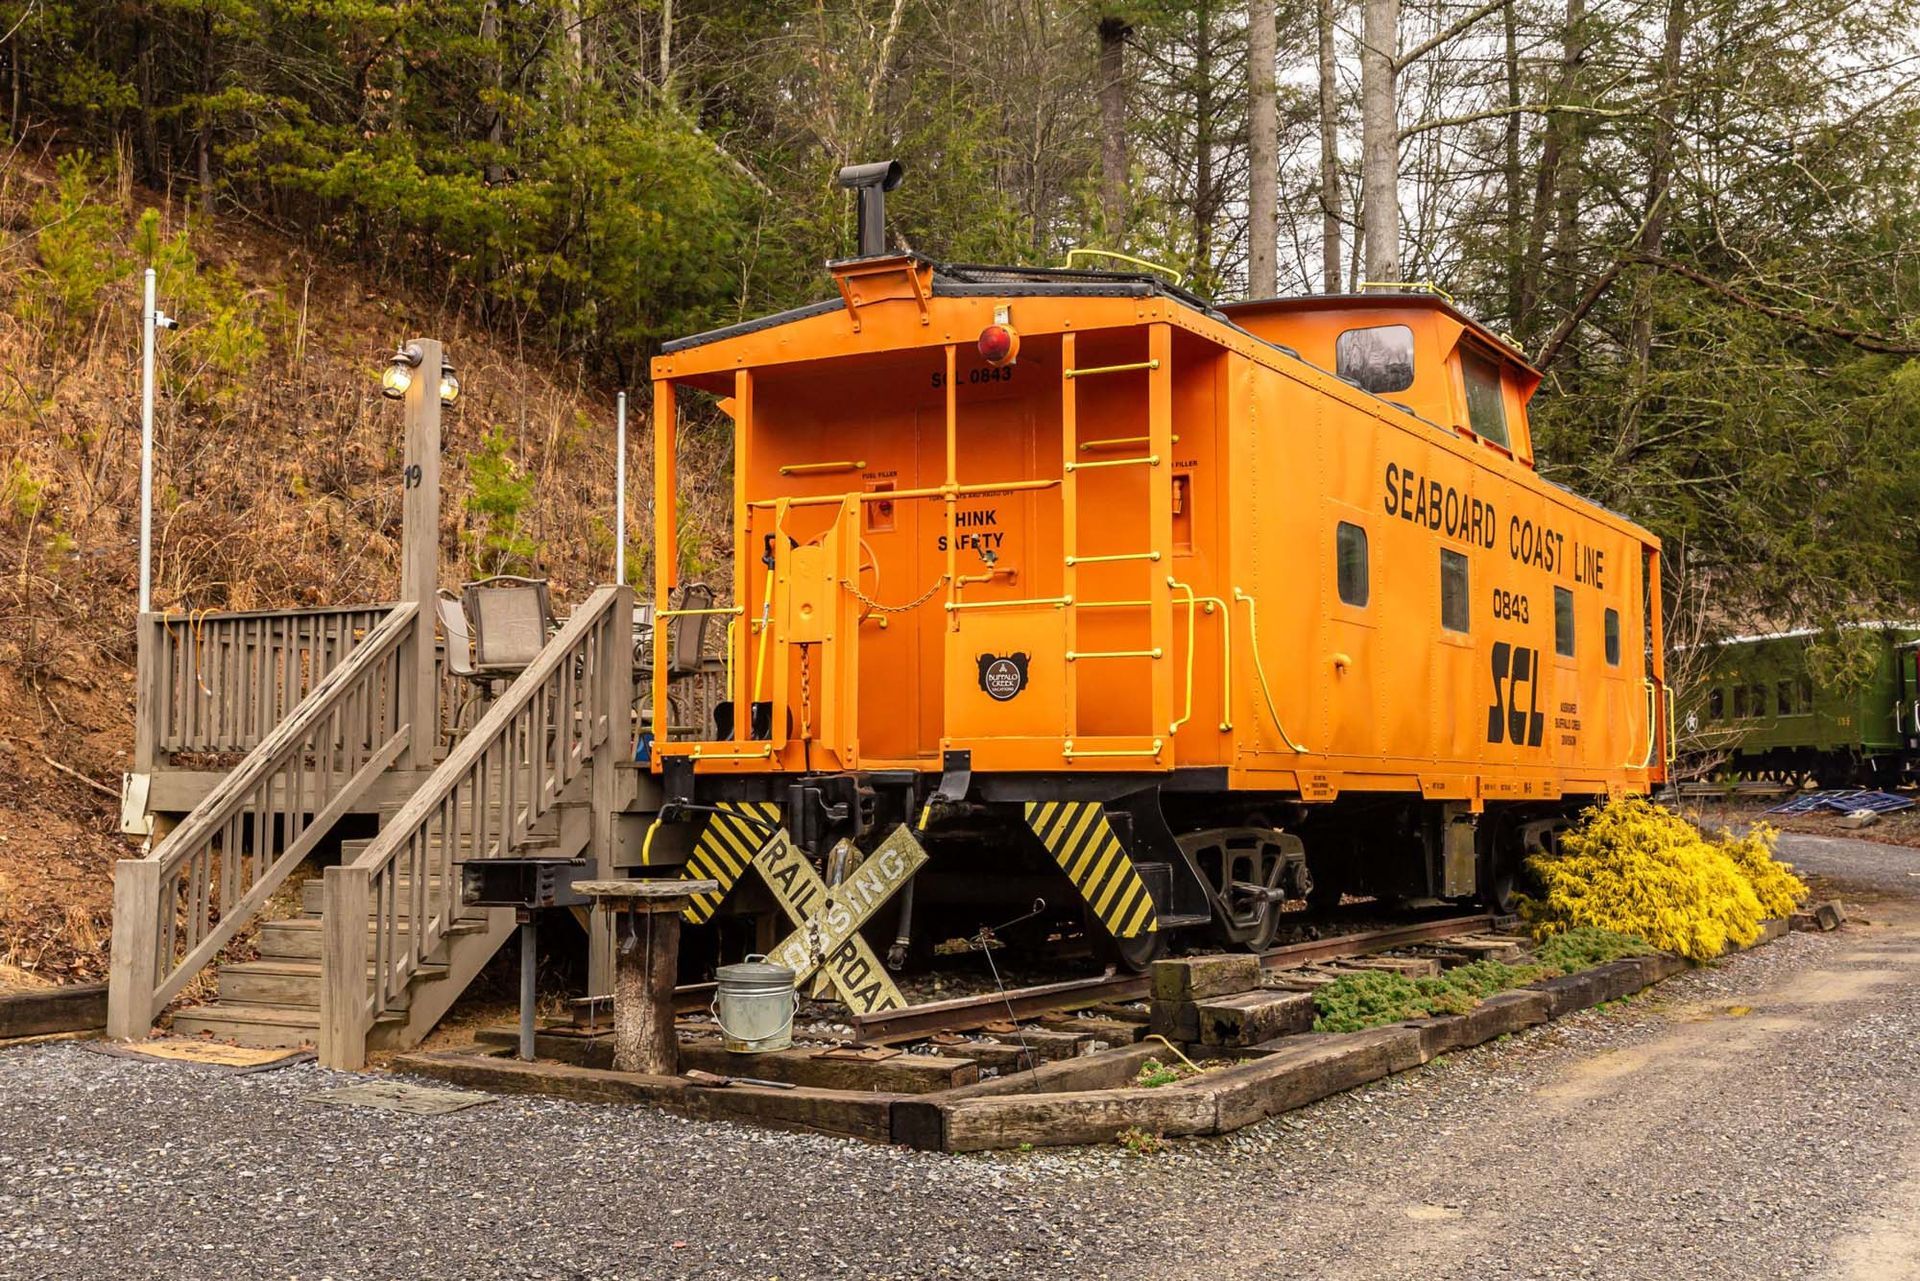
[
  {"xmin": 138, "ymin": 268, "xmax": 177, "ymax": 614},
  {"xmin": 615, "ymin": 391, "xmax": 628, "ymax": 585}
]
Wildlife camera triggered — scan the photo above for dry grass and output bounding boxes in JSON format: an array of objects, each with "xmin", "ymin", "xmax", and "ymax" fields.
[{"xmin": 0, "ymin": 148, "xmax": 736, "ymax": 979}]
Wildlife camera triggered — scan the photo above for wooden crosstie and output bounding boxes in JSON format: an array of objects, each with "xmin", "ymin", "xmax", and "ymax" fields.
[{"xmin": 750, "ymin": 825, "xmax": 927, "ymax": 1015}]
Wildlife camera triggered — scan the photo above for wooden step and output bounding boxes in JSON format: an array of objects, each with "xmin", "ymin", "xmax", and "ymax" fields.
[
  {"xmin": 215, "ymin": 959, "xmax": 450, "ymax": 1009},
  {"xmin": 299, "ymin": 877, "xmax": 452, "ymax": 915},
  {"xmin": 170, "ymin": 1004, "xmax": 319, "ymax": 1048},
  {"xmin": 256, "ymin": 915, "xmax": 489, "ymax": 961},
  {"xmin": 171, "ymin": 1001, "xmax": 404, "ymax": 1048}
]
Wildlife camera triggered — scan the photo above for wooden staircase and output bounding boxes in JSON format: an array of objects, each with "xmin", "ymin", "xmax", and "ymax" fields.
[
  {"xmin": 110, "ymin": 585, "xmax": 634, "ymax": 1067},
  {"xmin": 170, "ymin": 844, "xmax": 519, "ymax": 1049}
]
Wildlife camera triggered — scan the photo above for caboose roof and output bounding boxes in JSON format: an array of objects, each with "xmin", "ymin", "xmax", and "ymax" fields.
[
  {"xmin": 1220, "ymin": 291, "xmax": 1539, "ymax": 377},
  {"xmin": 659, "ymin": 255, "xmax": 1224, "ymax": 355}
]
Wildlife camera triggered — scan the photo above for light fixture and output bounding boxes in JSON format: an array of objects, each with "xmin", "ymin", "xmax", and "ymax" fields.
[
  {"xmin": 381, "ymin": 342, "xmax": 424, "ymax": 400},
  {"xmin": 437, "ymin": 358, "xmax": 460, "ymax": 406}
]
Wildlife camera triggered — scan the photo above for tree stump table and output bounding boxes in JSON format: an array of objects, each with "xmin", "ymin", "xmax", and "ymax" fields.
[{"xmin": 575, "ymin": 879, "xmax": 716, "ymax": 1075}]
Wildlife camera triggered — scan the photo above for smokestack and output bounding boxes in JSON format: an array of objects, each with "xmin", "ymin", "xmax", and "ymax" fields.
[{"xmin": 836, "ymin": 160, "xmax": 904, "ymax": 258}]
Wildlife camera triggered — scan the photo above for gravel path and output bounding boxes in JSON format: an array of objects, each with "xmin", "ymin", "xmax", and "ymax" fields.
[{"xmin": 2, "ymin": 832, "xmax": 1915, "ymax": 1280}]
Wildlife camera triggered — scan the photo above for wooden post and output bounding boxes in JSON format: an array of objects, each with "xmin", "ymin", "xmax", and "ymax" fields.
[
  {"xmin": 105, "ymin": 858, "xmax": 162, "ymax": 1040},
  {"xmin": 589, "ymin": 586, "xmax": 633, "ymax": 872},
  {"xmin": 319, "ymin": 864, "xmax": 372, "ymax": 1070},
  {"xmin": 577, "ymin": 879, "xmax": 714, "ymax": 1075},
  {"xmin": 399, "ymin": 338, "xmax": 442, "ymax": 769}
]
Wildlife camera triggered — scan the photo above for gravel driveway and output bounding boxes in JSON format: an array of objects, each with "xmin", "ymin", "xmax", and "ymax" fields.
[{"xmin": 2, "ymin": 831, "xmax": 1916, "ymax": 1281}]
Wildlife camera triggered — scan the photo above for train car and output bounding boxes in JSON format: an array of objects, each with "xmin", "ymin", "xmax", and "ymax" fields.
[
  {"xmin": 642, "ymin": 163, "xmax": 1669, "ymax": 973},
  {"xmin": 1682, "ymin": 625, "xmax": 1920, "ymax": 787}
]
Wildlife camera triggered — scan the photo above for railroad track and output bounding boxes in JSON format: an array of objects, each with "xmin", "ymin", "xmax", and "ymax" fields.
[{"xmin": 849, "ymin": 912, "xmax": 1498, "ymax": 1042}]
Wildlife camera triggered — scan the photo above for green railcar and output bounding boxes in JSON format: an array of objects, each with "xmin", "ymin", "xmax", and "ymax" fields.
[{"xmin": 1681, "ymin": 625, "xmax": 1920, "ymax": 786}]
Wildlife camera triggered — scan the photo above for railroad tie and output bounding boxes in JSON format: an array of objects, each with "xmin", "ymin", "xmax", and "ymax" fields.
[{"xmin": 1021, "ymin": 801, "xmax": 1159, "ymax": 939}]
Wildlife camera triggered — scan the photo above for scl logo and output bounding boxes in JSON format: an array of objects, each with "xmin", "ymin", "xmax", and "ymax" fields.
[
  {"xmin": 977, "ymin": 652, "xmax": 1029, "ymax": 702},
  {"xmin": 1487, "ymin": 642, "xmax": 1545, "ymax": 747}
]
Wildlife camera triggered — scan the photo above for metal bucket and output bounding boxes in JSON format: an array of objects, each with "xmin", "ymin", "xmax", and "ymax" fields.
[{"xmin": 712, "ymin": 956, "xmax": 797, "ymax": 1053}]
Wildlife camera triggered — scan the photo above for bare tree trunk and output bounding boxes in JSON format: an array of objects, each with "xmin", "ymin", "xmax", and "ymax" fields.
[
  {"xmin": 660, "ymin": 0, "xmax": 674, "ymax": 100},
  {"xmin": 1099, "ymin": 16, "xmax": 1130, "ymax": 232},
  {"xmin": 1194, "ymin": 0, "xmax": 1216, "ymax": 286},
  {"xmin": 1502, "ymin": 1, "xmax": 1523, "ymax": 321},
  {"xmin": 1619, "ymin": 0, "xmax": 1688, "ymax": 456},
  {"xmin": 1247, "ymin": 0, "xmax": 1278, "ymax": 296},
  {"xmin": 1359, "ymin": 0, "xmax": 1399, "ymax": 283},
  {"xmin": 1317, "ymin": 0, "xmax": 1342, "ymax": 292},
  {"xmin": 197, "ymin": 10, "xmax": 214, "ymax": 216},
  {"xmin": 481, "ymin": 0, "xmax": 505, "ymax": 184},
  {"xmin": 137, "ymin": 12, "xmax": 159, "ymax": 182},
  {"xmin": 1519, "ymin": 0, "xmax": 1584, "ymax": 336}
]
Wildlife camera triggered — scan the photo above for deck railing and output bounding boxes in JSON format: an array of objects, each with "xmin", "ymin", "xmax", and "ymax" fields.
[
  {"xmin": 320, "ymin": 586, "xmax": 630, "ymax": 1068},
  {"xmin": 137, "ymin": 605, "xmax": 395, "ymax": 763},
  {"xmin": 107, "ymin": 603, "xmax": 421, "ymax": 1038}
]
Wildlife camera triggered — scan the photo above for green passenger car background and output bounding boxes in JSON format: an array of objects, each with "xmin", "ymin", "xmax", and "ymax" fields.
[{"xmin": 1680, "ymin": 625, "xmax": 1920, "ymax": 787}]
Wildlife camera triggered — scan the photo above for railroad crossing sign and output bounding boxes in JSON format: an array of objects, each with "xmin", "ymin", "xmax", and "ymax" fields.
[{"xmin": 750, "ymin": 824, "xmax": 927, "ymax": 1015}]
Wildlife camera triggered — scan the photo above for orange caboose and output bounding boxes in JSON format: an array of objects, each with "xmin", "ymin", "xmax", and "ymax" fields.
[{"xmin": 646, "ymin": 165, "xmax": 1667, "ymax": 969}]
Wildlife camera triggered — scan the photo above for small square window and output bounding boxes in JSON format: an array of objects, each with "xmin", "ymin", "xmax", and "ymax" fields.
[
  {"xmin": 1336, "ymin": 325, "xmax": 1415, "ymax": 394},
  {"xmin": 1335, "ymin": 522, "xmax": 1369, "ymax": 607},
  {"xmin": 1604, "ymin": 608, "xmax": 1621, "ymax": 666},
  {"xmin": 1440, "ymin": 549, "xmax": 1469, "ymax": 633},
  {"xmin": 1462, "ymin": 349, "xmax": 1510, "ymax": 448},
  {"xmin": 1554, "ymin": 587, "xmax": 1575, "ymax": 658}
]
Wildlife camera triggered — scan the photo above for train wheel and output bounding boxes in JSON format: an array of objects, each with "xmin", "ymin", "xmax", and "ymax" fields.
[{"xmin": 1111, "ymin": 927, "xmax": 1169, "ymax": 973}]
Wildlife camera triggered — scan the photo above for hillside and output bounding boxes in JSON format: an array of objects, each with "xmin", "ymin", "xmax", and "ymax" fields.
[{"xmin": 0, "ymin": 151, "xmax": 733, "ymax": 983}]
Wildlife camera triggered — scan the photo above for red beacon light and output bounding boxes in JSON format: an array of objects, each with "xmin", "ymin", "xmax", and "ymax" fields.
[{"xmin": 978, "ymin": 322, "xmax": 1019, "ymax": 366}]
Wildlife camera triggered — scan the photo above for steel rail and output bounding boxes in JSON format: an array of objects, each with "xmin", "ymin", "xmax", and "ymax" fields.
[{"xmin": 850, "ymin": 912, "xmax": 1495, "ymax": 1041}]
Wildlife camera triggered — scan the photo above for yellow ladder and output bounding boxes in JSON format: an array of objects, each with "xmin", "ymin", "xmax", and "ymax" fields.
[{"xmin": 1058, "ymin": 323, "xmax": 1176, "ymax": 764}]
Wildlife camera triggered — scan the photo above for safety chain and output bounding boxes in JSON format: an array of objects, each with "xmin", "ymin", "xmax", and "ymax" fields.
[
  {"xmin": 799, "ymin": 646, "xmax": 812, "ymax": 740},
  {"xmin": 838, "ymin": 573, "xmax": 950, "ymax": 615}
]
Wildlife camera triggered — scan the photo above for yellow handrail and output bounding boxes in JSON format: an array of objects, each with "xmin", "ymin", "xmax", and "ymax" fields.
[
  {"xmin": 1066, "ymin": 551, "xmax": 1160, "ymax": 566},
  {"xmin": 750, "ymin": 477, "xmax": 1058, "ymax": 511},
  {"xmin": 1066, "ymin": 454, "xmax": 1158, "ymax": 472},
  {"xmin": 1232, "ymin": 588, "xmax": 1309, "ymax": 754},
  {"xmin": 945, "ymin": 595, "xmax": 1072, "ymax": 613},
  {"xmin": 1063, "ymin": 360, "xmax": 1161, "ymax": 380},
  {"xmin": 1063, "ymin": 737, "xmax": 1165, "ymax": 760},
  {"xmin": 778, "ymin": 459, "xmax": 866, "ymax": 476},
  {"xmin": 1065, "ymin": 248, "xmax": 1186, "ymax": 284},
  {"xmin": 1066, "ymin": 648, "xmax": 1163, "ymax": 661},
  {"xmin": 1079, "ymin": 434, "xmax": 1178, "ymax": 452}
]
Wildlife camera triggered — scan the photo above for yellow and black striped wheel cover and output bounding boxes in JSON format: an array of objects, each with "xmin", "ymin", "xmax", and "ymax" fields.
[
  {"xmin": 1022, "ymin": 801, "xmax": 1159, "ymax": 938},
  {"xmin": 680, "ymin": 801, "xmax": 782, "ymax": 923}
]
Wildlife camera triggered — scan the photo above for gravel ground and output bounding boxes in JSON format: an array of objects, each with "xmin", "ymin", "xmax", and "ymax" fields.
[{"xmin": 2, "ymin": 831, "xmax": 1916, "ymax": 1280}]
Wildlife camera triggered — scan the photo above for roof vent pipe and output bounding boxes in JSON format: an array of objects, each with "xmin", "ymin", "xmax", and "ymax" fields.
[{"xmin": 836, "ymin": 160, "xmax": 904, "ymax": 258}]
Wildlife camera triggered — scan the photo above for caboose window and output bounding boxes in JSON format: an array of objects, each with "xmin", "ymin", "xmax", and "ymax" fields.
[
  {"xmin": 1462, "ymin": 349, "xmax": 1510, "ymax": 448},
  {"xmin": 1440, "ymin": 549, "xmax": 1469, "ymax": 632},
  {"xmin": 1777, "ymin": 681, "xmax": 1794, "ymax": 716},
  {"xmin": 1604, "ymin": 608, "xmax": 1621, "ymax": 665},
  {"xmin": 1734, "ymin": 686, "xmax": 1750, "ymax": 718},
  {"xmin": 1336, "ymin": 522, "xmax": 1370, "ymax": 607},
  {"xmin": 1554, "ymin": 587, "xmax": 1575, "ymax": 657},
  {"xmin": 1709, "ymin": 688, "xmax": 1725, "ymax": 720},
  {"xmin": 1336, "ymin": 325, "xmax": 1414, "ymax": 394}
]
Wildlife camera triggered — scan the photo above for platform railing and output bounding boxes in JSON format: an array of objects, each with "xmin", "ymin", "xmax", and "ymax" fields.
[
  {"xmin": 106, "ymin": 603, "xmax": 420, "ymax": 1039},
  {"xmin": 320, "ymin": 586, "xmax": 629, "ymax": 1069},
  {"xmin": 136, "ymin": 605, "xmax": 395, "ymax": 764}
]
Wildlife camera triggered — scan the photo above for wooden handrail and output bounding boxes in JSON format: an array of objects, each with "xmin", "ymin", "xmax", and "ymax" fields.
[
  {"xmin": 321, "ymin": 586, "xmax": 630, "ymax": 1068},
  {"xmin": 106, "ymin": 602, "xmax": 420, "ymax": 1039},
  {"xmin": 141, "ymin": 604, "xmax": 396, "ymax": 760}
]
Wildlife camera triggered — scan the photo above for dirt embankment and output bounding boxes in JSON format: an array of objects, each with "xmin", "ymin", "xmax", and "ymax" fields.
[{"xmin": 0, "ymin": 150, "xmax": 734, "ymax": 983}]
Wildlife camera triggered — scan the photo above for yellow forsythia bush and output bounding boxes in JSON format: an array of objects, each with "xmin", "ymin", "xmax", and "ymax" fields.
[{"xmin": 1522, "ymin": 798, "xmax": 1809, "ymax": 962}]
